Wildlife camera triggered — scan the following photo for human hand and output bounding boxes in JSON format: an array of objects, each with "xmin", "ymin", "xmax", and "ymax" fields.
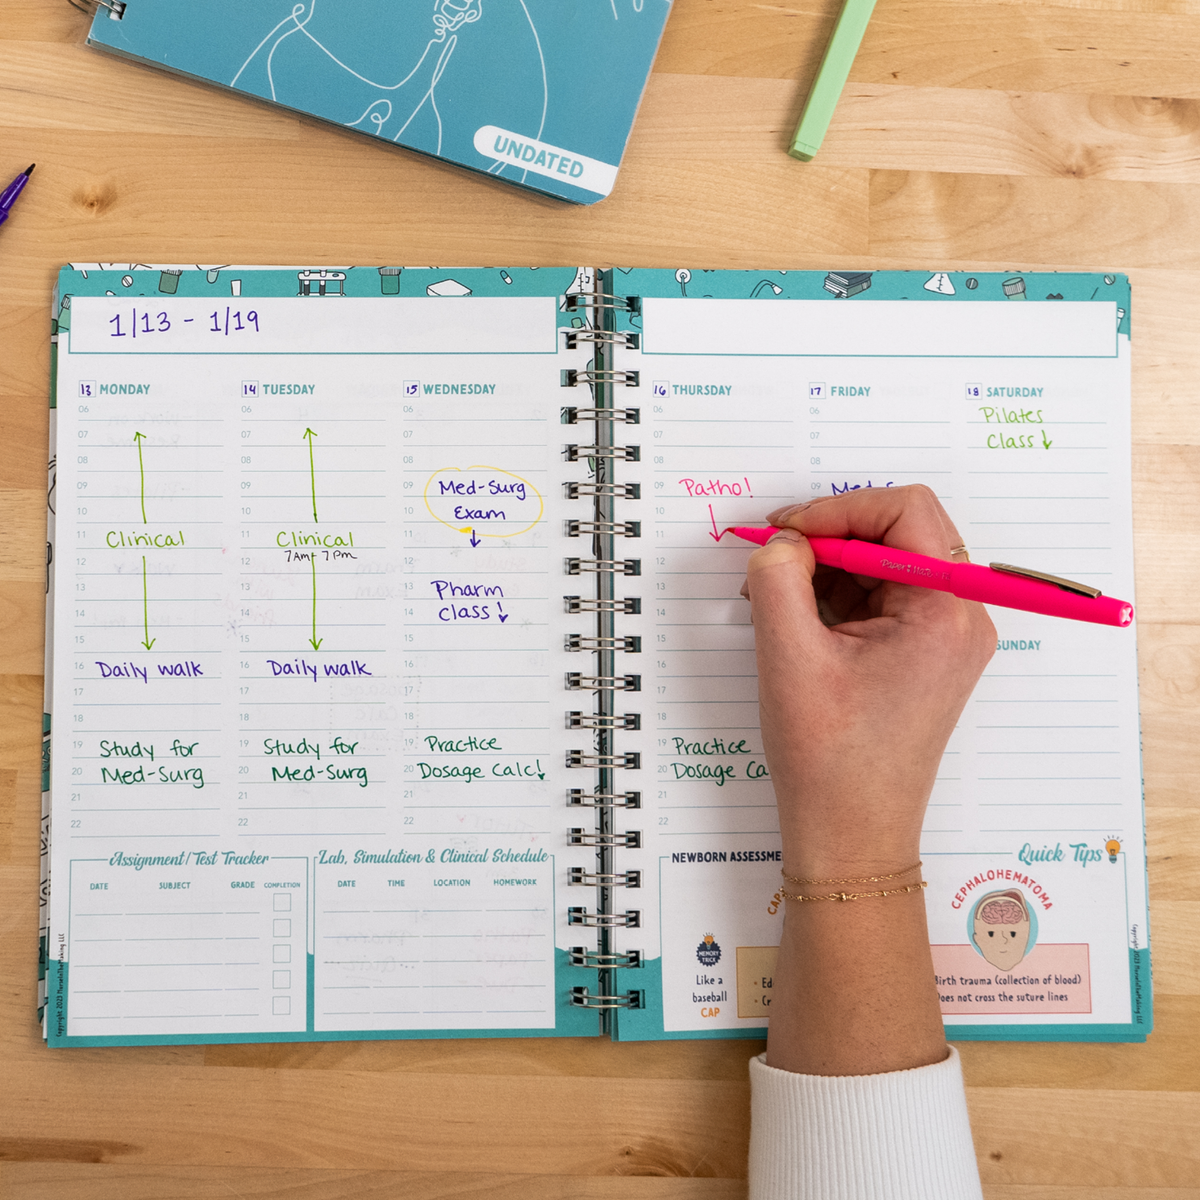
[{"xmin": 743, "ymin": 486, "xmax": 995, "ymax": 878}]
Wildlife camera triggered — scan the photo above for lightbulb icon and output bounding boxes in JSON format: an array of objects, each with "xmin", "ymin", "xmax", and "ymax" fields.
[{"xmin": 1105, "ymin": 838, "xmax": 1121, "ymax": 864}]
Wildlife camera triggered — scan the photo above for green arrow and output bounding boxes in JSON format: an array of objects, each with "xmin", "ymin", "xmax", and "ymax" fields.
[
  {"xmin": 1041, "ymin": 428, "xmax": 1053, "ymax": 450},
  {"xmin": 140, "ymin": 556, "xmax": 155, "ymax": 650},
  {"xmin": 309, "ymin": 554, "xmax": 323, "ymax": 650},
  {"xmin": 133, "ymin": 431, "xmax": 147, "ymax": 523},
  {"xmin": 303, "ymin": 428, "xmax": 319, "ymax": 522}
]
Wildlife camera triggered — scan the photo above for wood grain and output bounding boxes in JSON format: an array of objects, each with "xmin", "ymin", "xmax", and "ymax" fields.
[
  {"xmin": 0, "ymin": 583, "xmax": 47, "ymax": 671},
  {"xmin": 0, "ymin": 768, "xmax": 16, "ymax": 863},
  {"xmin": 1130, "ymin": 270, "xmax": 1200, "ymax": 446},
  {"xmin": 1, "ymin": 43, "xmax": 303, "ymax": 138},
  {"xmin": 1139, "ymin": 623, "xmax": 1200, "ymax": 810},
  {"xmin": 969, "ymin": 1088, "xmax": 1200, "ymax": 1185},
  {"xmin": 984, "ymin": 1190, "xmax": 1200, "ymax": 1199},
  {"xmin": 869, "ymin": 170, "xmax": 1200, "ymax": 266},
  {"xmin": 822, "ymin": 86, "xmax": 1200, "ymax": 181},
  {"xmin": 2, "ymin": 0, "xmax": 1198, "ymax": 1195},
  {"xmin": 1143, "ymin": 902, "xmax": 1200, "ymax": 993},
  {"xmin": 1133, "ymin": 445, "xmax": 1200, "ymax": 622},
  {"xmin": 658, "ymin": 0, "xmax": 1200, "ymax": 94},
  {"xmin": 203, "ymin": 1033, "xmax": 768, "ymax": 1079},
  {"xmin": 958, "ymin": 995, "xmax": 1200, "ymax": 1089},
  {"xmin": 1, "ymin": 1068, "xmax": 752, "ymax": 1173},
  {"xmin": 1, "ymin": 1168, "xmax": 747, "ymax": 1200},
  {"xmin": 2, "ymin": 1175, "xmax": 1198, "ymax": 1200},
  {"xmin": 0, "ymin": 149, "xmax": 869, "ymax": 307}
]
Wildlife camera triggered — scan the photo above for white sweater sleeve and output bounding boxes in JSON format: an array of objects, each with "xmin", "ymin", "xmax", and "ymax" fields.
[{"xmin": 748, "ymin": 1046, "xmax": 983, "ymax": 1200}]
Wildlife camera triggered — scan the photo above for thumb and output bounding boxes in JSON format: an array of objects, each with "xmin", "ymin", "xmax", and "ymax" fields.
[{"xmin": 745, "ymin": 528, "xmax": 826, "ymax": 647}]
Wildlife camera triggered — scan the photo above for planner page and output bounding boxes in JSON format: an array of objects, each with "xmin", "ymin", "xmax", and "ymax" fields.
[
  {"xmin": 44, "ymin": 265, "xmax": 602, "ymax": 1046},
  {"xmin": 608, "ymin": 269, "xmax": 1148, "ymax": 1042}
]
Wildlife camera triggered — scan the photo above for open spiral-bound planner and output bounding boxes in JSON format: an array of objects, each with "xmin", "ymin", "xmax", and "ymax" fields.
[{"xmin": 41, "ymin": 266, "xmax": 1149, "ymax": 1046}]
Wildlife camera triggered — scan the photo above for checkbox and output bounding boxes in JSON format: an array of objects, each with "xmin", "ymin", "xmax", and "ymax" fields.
[
  {"xmin": 273, "ymin": 944, "xmax": 291, "ymax": 964},
  {"xmin": 273, "ymin": 919, "xmax": 291, "ymax": 937},
  {"xmin": 273, "ymin": 970, "xmax": 291, "ymax": 989},
  {"xmin": 272, "ymin": 996, "xmax": 291, "ymax": 1016},
  {"xmin": 273, "ymin": 894, "xmax": 292, "ymax": 912}
]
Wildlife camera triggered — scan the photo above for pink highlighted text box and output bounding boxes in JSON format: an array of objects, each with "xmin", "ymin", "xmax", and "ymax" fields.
[{"xmin": 931, "ymin": 943, "xmax": 1091, "ymax": 1015}]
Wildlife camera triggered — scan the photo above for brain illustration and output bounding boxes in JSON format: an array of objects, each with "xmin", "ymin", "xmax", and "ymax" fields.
[{"xmin": 980, "ymin": 899, "xmax": 1025, "ymax": 925}]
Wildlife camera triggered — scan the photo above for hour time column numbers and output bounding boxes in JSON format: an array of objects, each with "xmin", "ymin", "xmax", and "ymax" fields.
[{"xmin": 806, "ymin": 390, "xmax": 824, "ymax": 493}]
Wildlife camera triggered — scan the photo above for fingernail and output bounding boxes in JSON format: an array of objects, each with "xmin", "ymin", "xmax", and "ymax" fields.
[
  {"xmin": 767, "ymin": 528, "xmax": 802, "ymax": 544},
  {"xmin": 765, "ymin": 502, "xmax": 811, "ymax": 524}
]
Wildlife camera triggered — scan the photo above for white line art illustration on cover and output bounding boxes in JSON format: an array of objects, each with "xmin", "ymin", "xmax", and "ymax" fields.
[{"xmin": 231, "ymin": 0, "xmax": 530, "ymax": 160}]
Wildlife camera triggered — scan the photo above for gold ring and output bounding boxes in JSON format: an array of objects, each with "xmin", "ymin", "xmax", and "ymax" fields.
[{"xmin": 950, "ymin": 544, "xmax": 970, "ymax": 559}]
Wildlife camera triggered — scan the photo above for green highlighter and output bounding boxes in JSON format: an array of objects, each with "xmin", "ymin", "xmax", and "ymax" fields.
[{"xmin": 789, "ymin": 0, "xmax": 878, "ymax": 161}]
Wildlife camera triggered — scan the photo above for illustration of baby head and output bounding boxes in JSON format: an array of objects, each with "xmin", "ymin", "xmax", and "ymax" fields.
[
  {"xmin": 432, "ymin": 0, "xmax": 483, "ymax": 38},
  {"xmin": 971, "ymin": 889, "xmax": 1032, "ymax": 970}
]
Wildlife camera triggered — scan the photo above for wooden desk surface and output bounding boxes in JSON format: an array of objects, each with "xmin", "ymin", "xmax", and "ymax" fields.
[{"xmin": 2, "ymin": 1, "xmax": 1198, "ymax": 1195}]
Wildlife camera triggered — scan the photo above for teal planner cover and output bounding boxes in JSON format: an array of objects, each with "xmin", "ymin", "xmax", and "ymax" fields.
[{"xmin": 84, "ymin": 0, "xmax": 673, "ymax": 203}]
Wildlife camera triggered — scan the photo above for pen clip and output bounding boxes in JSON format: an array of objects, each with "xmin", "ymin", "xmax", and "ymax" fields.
[{"xmin": 988, "ymin": 562, "xmax": 1102, "ymax": 599}]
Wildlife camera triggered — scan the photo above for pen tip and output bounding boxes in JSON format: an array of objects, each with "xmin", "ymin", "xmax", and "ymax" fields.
[{"xmin": 25, "ymin": 164, "xmax": 35, "ymax": 176}]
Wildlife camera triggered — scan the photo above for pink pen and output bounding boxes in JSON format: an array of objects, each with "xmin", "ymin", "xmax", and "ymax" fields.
[{"xmin": 724, "ymin": 527, "xmax": 1134, "ymax": 628}]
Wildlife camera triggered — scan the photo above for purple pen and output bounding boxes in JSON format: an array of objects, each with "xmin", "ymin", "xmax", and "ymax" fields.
[{"xmin": 0, "ymin": 164, "xmax": 35, "ymax": 228}]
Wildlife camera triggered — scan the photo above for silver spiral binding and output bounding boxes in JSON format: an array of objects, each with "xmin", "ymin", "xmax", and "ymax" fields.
[
  {"xmin": 69, "ymin": 0, "xmax": 126, "ymax": 14},
  {"xmin": 568, "ymin": 907, "xmax": 641, "ymax": 927},
  {"xmin": 565, "ymin": 673, "xmax": 640, "ymax": 692},
  {"xmin": 564, "ymin": 481, "xmax": 641, "ymax": 499},
  {"xmin": 563, "ymin": 293, "xmax": 640, "ymax": 313},
  {"xmin": 569, "ymin": 948, "xmax": 642, "ymax": 969},
  {"xmin": 563, "ymin": 329, "xmax": 639, "ymax": 350},
  {"xmin": 569, "ymin": 868, "xmax": 641, "ymax": 888},
  {"xmin": 566, "ymin": 751, "xmax": 641, "ymax": 769},
  {"xmin": 567, "ymin": 712, "xmax": 641, "ymax": 731},
  {"xmin": 565, "ymin": 634, "xmax": 640, "ymax": 652},
  {"xmin": 565, "ymin": 444, "xmax": 640, "ymax": 462},
  {"xmin": 566, "ymin": 520, "xmax": 640, "ymax": 538},
  {"xmin": 562, "ymin": 369, "xmax": 640, "ymax": 388},
  {"xmin": 563, "ymin": 408, "xmax": 640, "ymax": 425},
  {"xmin": 567, "ymin": 789, "xmax": 641, "ymax": 809},
  {"xmin": 570, "ymin": 987, "xmax": 642, "ymax": 1009},
  {"xmin": 565, "ymin": 557, "xmax": 640, "ymax": 576},
  {"xmin": 563, "ymin": 272, "xmax": 644, "ymax": 1025},
  {"xmin": 569, "ymin": 829, "xmax": 642, "ymax": 848},
  {"xmin": 564, "ymin": 596, "xmax": 641, "ymax": 614}
]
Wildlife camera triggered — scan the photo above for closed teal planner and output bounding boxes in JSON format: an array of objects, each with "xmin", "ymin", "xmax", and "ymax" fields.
[{"xmin": 83, "ymin": 0, "xmax": 672, "ymax": 203}]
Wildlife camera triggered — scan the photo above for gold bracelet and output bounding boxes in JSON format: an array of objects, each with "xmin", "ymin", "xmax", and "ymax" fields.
[
  {"xmin": 781, "ymin": 861, "xmax": 922, "ymax": 887},
  {"xmin": 780, "ymin": 880, "xmax": 928, "ymax": 903}
]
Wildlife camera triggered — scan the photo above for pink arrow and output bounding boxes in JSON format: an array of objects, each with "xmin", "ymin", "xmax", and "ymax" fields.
[{"xmin": 708, "ymin": 504, "xmax": 724, "ymax": 542}]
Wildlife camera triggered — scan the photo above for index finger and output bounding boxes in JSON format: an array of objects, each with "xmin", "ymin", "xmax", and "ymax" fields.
[{"xmin": 774, "ymin": 485, "xmax": 962, "ymax": 560}]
